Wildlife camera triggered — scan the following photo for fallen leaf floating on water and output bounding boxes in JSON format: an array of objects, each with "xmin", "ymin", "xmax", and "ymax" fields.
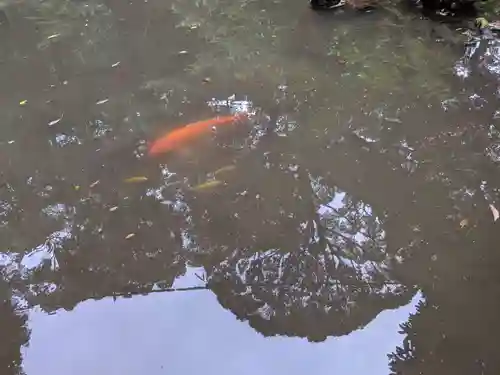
[
  {"xmin": 383, "ymin": 117, "xmax": 402, "ymax": 124},
  {"xmin": 125, "ymin": 233, "xmax": 135, "ymax": 240},
  {"xmin": 191, "ymin": 180, "xmax": 223, "ymax": 192},
  {"xmin": 475, "ymin": 17, "xmax": 489, "ymax": 28},
  {"xmin": 124, "ymin": 176, "xmax": 148, "ymax": 183},
  {"xmin": 96, "ymin": 98, "xmax": 109, "ymax": 105},
  {"xmin": 19, "ymin": 100, "xmax": 27, "ymax": 106},
  {"xmin": 89, "ymin": 180, "xmax": 100, "ymax": 188},
  {"xmin": 489, "ymin": 204, "xmax": 499, "ymax": 222},
  {"xmin": 48, "ymin": 115, "xmax": 63, "ymax": 127},
  {"xmin": 109, "ymin": 206, "xmax": 119, "ymax": 212},
  {"xmin": 459, "ymin": 218, "xmax": 469, "ymax": 228}
]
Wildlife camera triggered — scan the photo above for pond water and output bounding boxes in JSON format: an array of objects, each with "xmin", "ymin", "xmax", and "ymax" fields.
[{"xmin": 1, "ymin": 0, "xmax": 500, "ymax": 374}]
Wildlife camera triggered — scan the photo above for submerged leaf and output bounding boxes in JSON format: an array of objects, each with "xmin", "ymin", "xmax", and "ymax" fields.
[{"xmin": 459, "ymin": 218, "xmax": 468, "ymax": 228}]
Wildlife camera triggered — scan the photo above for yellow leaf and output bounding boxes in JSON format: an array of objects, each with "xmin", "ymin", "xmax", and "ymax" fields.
[
  {"xmin": 475, "ymin": 17, "xmax": 489, "ymax": 29},
  {"xmin": 19, "ymin": 100, "xmax": 27, "ymax": 106}
]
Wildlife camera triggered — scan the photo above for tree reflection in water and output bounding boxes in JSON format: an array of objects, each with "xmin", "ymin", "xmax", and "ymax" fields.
[
  {"xmin": 0, "ymin": 283, "xmax": 29, "ymax": 375},
  {"xmin": 0, "ymin": 85, "xmax": 500, "ymax": 374},
  {"xmin": 178, "ymin": 115, "xmax": 416, "ymax": 341}
]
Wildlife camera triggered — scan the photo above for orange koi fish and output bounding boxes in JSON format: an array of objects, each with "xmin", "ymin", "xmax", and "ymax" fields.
[{"xmin": 148, "ymin": 114, "xmax": 244, "ymax": 157}]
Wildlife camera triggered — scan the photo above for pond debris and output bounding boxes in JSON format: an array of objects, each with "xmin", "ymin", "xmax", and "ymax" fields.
[
  {"xmin": 19, "ymin": 100, "xmax": 27, "ymax": 106},
  {"xmin": 441, "ymin": 98, "xmax": 460, "ymax": 111},
  {"xmin": 489, "ymin": 204, "xmax": 499, "ymax": 222},
  {"xmin": 48, "ymin": 115, "xmax": 63, "ymax": 127},
  {"xmin": 109, "ymin": 206, "xmax": 119, "ymax": 212},
  {"xmin": 202, "ymin": 77, "xmax": 212, "ymax": 83},
  {"xmin": 111, "ymin": 61, "xmax": 121, "ymax": 68},
  {"xmin": 207, "ymin": 95, "xmax": 255, "ymax": 116},
  {"xmin": 47, "ymin": 33, "xmax": 60, "ymax": 40},
  {"xmin": 96, "ymin": 98, "xmax": 109, "ymax": 105},
  {"xmin": 124, "ymin": 176, "xmax": 148, "ymax": 183},
  {"xmin": 383, "ymin": 117, "xmax": 402, "ymax": 124},
  {"xmin": 74, "ymin": 185, "xmax": 80, "ymax": 191},
  {"xmin": 125, "ymin": 233, "xmax": 136, "ymax": 240},
  {"xmin": 178, "ymin": 50, "xmax": 188, "ymax": 55},
  {"xmin": 476, "ymin": 17, "xmax": 489, "ymax": 29},
  {"xmin": 459, "ymin": 218, "xmax": 469, "ymax": 228},
  {"xmin": 54, "ymin": 133, "xmax": 80, "ymax": 147},
  {"xmin": 475, "ymin": 17, "xmax": 500, "ymax": 32},
  {"xmin": 89, "ymin": 180, "xmax": 100, "ymax": 188}
]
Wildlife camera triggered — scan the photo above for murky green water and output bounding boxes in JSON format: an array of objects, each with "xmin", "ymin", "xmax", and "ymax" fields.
[{"xmin": 1, "ymin": 0, "xmax": 500, "ymax": 374}]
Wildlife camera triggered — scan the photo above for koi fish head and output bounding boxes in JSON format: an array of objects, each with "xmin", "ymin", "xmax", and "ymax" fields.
[
  {"xmin": 148, "ymin": 140, "xmax": 172, "ymax": 157},
  {"xmin": 148, "ymin": 129, "xmax": 188, "ymax": 156}
]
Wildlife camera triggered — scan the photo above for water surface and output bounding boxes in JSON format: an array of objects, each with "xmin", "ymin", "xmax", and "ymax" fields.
[{"xmin": 1, "ymin": 0, "xmax": 500, "ymax": 374}]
